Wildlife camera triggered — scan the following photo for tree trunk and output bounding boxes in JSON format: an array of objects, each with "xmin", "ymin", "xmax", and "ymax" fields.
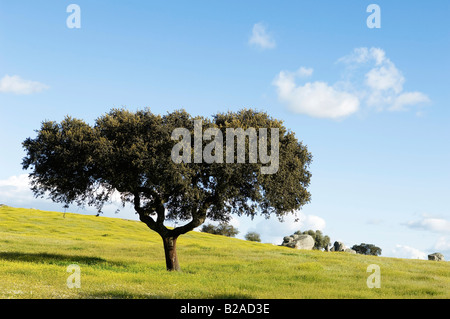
[{"xmin": 162, "ymin": 236, "xmax": 180, "ymax": 271}]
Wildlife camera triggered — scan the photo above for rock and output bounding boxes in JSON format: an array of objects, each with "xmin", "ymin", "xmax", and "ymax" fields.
[
  {"xmin": 344, "ymin": 248, "xmax": 356, "ymax": 254},
  {"xmin": 428, "ymin": 253, "xmax": 445, "ymax": 261},
  {"xmin": 281, "ymin": 234, "xmax": 314, "ymax": 250},
  {"xmin": 294, "ymin": 235, "xmax": 315, "ymax": 250},
  {"xmin": 333, "ymin": 241, "xmax": 346, "ymax": 252}
]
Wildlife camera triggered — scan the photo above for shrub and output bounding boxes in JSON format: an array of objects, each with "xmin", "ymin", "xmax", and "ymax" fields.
[
  {"xmin": 351, "ymin": 243, "xmax": 382, "ymax": 256},
  {"xmin": 245, "ymin": 232, "xmax": 261, "ymax": 242},
  {"xmin": 201, "ymin": 223, "xmax": 239, "ymax": 237}
]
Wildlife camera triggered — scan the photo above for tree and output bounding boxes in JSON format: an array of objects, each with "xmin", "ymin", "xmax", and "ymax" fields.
[
  {"xmin": 201, "ymin": 223, "xmax": 239, "ymax": 237},
  {"xmin": 351, "ymin": 243, "xmax": 382, "ymax": 256},
  {"xmin": 200, "ymin": 224, "xmax": 217, "ymax": 235},
  {"xmin": 245, "ymin": 231, "xmax": 261, "ymax": 242},
  {"xmin": 295, "ymin": 230, "xmax": 330, "ymax": 250},
  {"xmin": 22, "ymin": 108, "xmax": 312, "ymax": 271}
]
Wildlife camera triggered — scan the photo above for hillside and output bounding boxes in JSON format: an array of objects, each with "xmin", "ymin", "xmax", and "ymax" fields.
[{"xmin": 0, "ymin": 206, "xmax": 448, "ymax": 299}]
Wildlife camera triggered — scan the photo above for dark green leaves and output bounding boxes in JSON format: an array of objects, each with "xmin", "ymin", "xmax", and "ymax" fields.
[{"xmin": 22, "ymin": 108, "xmax": 313, "ymax": 226}]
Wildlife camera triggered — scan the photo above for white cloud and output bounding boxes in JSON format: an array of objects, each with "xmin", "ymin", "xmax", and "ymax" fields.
[
  {"xmin": 273, "ymin": 70, "xmax": 360, "ymax": 119},
  {"xmin": 0, "ymin": 174, "xmax": 33, "ymax": 204},
  {"xmin": 434, "ymin": 236, "xmax": 450, "ymax": 252},
  {"xmin": 0, "ymin": 174, "xmax": 136, "ymax": 219},
  {"xmin": 296, "ymin": 67, "xmax": 314, "ymax": 78},
  {"xmin": 364, "ymin": 61, "xmax": 404, "ymax": 94},
  {"xmin": 0, "ymin": 75, "xmax": 49, "ymax": 95},
  {"xmin": 340, "ymin": 47, "xmax": 430, "ymax": 112},
  {"xmin": 406, "ymin": 217, "xmax": 450, "ymax": 234},
  {"xmin": 249, "ymin": 23, "xmax": 276, "ymax": 50},
  {"xmin": 276, "ymin": 47, "xmax": 430, "ymax": 119},
  {"xmin": 338, "ymin": 48, "xmax": 405, "ymax": 94},
  {"xmin": 390, "ymin": 92, "xmax": 431, "ymax": 111},
  {"xmin": 391, "ymin": 244, "xmax": 427, "ymax": 259},
  {"xmin": 301, "ymin": 213, "xmax": 326, "ymax": 231},
  {"xmin": 338, "ymin": 47, "xmax": 386, "ymax": 66}
]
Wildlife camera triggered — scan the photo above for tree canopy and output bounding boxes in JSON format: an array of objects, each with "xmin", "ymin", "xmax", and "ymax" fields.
[
  {"xmin": 351, "ymin": 243, "xmax": 382, "ymax": 256},
  {"xmin": 22, "ymin": 108, "xmax": 312, "ymax": 270},
  {"xmin": 245, "ymin": 232, "xmax": 262, "ymax": 242},
  {"xmin": 201, "ymin": 223, "xmax": 239, "ymax": 237}
]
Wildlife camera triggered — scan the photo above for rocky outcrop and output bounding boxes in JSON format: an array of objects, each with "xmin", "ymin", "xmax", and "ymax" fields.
[
  {"xmin": 428, "ymin": 253, "xmax": 444, "ymax": 261},
  {"xmin": 333, "ymin": 241, "xmax": 346, "ymax": 252},
  {"xmin": 281, "ymin": 234, "xmax": 315, "ymax": 250},
  {"xmin": 328, "ymin": 241, "xmax": 355, "ymax": 253}
]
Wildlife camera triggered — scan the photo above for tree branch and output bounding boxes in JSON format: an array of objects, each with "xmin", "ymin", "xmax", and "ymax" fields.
[
  {"xmin": 135, "ymin": 186, "xmax": 166, "ymax": 225},
  {"xmin": 133, "ymin": 191, "xmax": 167, "ymax": 235},
  {"xmin": 170, "ymin": 200, "xmax": 210, "ymax": 237}
]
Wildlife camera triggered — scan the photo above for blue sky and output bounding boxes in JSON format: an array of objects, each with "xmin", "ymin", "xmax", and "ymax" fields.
[{"xmin": 0, "ymin": 1, "xmax": 449, "ymax": 259}]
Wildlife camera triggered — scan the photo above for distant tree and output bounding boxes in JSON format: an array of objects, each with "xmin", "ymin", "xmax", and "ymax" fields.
[
  {"xmin": 295, "ymin": 229, "xmax": 330, "ymax": 250},
  {"xmin": 22, "ymin": 108, "xmax": 312, "ymax": 271},
  {"xmin": 201, "ymin": 223, "xmax": 239, "ymax": 237},
  {"xmin": 245, "ymin": 231, "xmax": 261, "ymax": 242},
  {"xmin": 351, "ymin": 243, "xmax": 382, "ymax": 256},
  {"xmin": 216, "ymin": 223, "xmax": 239, "ymax": 237},
  {"xmin": 200, "ymin": 224, "xmax": 217, "ymax": 235}
]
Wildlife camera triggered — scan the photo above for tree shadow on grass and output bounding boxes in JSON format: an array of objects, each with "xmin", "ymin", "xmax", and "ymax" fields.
[
  {"xmin": 210, "ymin": 293, "xmax": 253, "ymax": 299},
  {"xmin": 78, "ymin": 291, "xmax": 254, "ymax": 299},
  {"xmin": 78, "ymin": 291, "xmax": 167, "ymax": 299},
  {"xmin": 0, "ymin": 251, "xmax": 110, "ymax": 266}
]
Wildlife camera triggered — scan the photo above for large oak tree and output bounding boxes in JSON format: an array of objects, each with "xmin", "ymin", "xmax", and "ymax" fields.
[{"xmin": 22, "ymin": 108, "xmax": 312, "ymax": 271}]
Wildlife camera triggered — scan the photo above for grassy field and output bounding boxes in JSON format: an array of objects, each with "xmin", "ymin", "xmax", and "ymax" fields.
[{"xmin": 0, "ymin": 205, "xmax": 448, "ymax": 299}]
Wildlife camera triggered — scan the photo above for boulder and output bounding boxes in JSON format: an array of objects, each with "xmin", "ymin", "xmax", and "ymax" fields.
[
  {"xmin": 428, "ymin": 253, "xmax": 445, "ymax": 261},
  {"xmin": 333, "ymin": 241, "xmax": 346, "ymax": 252},
  {"xmin": 293, "ymin": 235, "xmax": 315, "ymax": 250},
  {"xmin": 281, "ymin": 234, "xmax": 314, "ymax": 250},
  {"xmin": 344, "ymin": 248, "xmax": 356, "ymax": 254}
]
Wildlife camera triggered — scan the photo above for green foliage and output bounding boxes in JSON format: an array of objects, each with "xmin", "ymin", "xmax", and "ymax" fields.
[
  {"xmin": 22, "ymin": 108, "xmax": 313, "ymax": 270},
  {"xmin": 22, "ymin": 108, "xmax": 312, "ymax": 236},
  {"xmin": 23, "ymin": 108, "xmax": 312, "ymax": 221},
  {"xmin": 245, "ymin": 231, "xmax": 261, "ymax": 242},
  {"xmin": 294, "ymin": 230, "xmax": 330, "ymax": 250},
  {"xmin": 200, "ymin": 223, "xmax": 239, "ymax": 237},
  {"xmin": 200, "ymin": 224, "xmax": 217, "ymax": 235},
  {"xmin": 351, "ymin": 243, "xmax": 382, "ymax": 256}
]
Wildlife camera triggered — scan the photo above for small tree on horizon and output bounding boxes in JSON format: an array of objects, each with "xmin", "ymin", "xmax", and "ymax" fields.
[
  {"xmin": 351, "ymin": 243, "xmax": 382, "ymax": 256},
  {"xmin": 201, "ymin": 223, "xmax": 239, "ymax": 237},
  {"xmin": 245, "ymin": 231, "xmax": 261, "ymax": 242},
  {"xmin": 22, "ymin": 108, "xmax": 312, "ymax": 271}
]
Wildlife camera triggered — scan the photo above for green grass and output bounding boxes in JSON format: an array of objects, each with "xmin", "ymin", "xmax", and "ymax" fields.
[{"xmin": 0, "ymin": 205, "xmax": 448, "ymax": 299}]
